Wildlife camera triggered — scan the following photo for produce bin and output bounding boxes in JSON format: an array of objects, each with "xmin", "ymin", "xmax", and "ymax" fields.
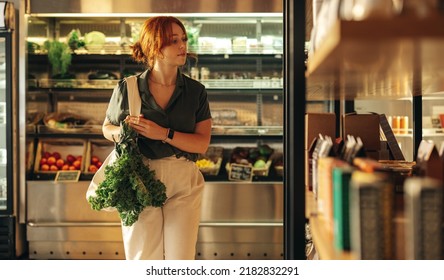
[
  {"xmin": 84, "ymin": 139, "xmax": 114, "ymax": 174},
  {"xmin": 33, "ymin": 139, "xmax": 87, "ymax": 175},
  {"xmin": 226, "ymin": 145, "xmax": 274, "ymax": 177},
  {"xmin": 196, "ymin": 146, "xmax": 223, "ymax": 176}
]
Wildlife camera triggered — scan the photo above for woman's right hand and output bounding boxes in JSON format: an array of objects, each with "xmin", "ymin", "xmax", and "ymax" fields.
[{"xmin": 126, "ymin": 114, "xmax": 168, "ymax": 141}]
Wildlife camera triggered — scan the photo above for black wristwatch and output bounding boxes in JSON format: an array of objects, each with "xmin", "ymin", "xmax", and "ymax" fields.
[{"xmin": 164, "ymin": 128, "xmax": 175, "ymax": 143}]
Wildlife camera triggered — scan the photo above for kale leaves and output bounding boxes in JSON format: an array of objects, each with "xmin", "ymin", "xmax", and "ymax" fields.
[{"xmin": 88, "ymin": 122, "xmax": 167, "ymax": 226}]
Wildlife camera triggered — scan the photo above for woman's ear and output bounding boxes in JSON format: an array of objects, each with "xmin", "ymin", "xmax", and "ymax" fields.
[{"xmin": 158, "ymin": 50, "xmax": 165, "ymax": 59}]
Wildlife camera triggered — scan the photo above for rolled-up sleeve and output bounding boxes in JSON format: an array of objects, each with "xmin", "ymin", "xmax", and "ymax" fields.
[
  {"xmin": 195, "ymin": 87, "xmax": 212, "ymax": 123},
  {"xmin": 105, "ymin": 79, "xmax": 129, "ymax": 125}
]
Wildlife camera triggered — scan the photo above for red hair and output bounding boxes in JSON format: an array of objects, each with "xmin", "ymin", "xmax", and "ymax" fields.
[{"xmin": 130, "ymin": 16, "xmax": 188, "ymax": 68}]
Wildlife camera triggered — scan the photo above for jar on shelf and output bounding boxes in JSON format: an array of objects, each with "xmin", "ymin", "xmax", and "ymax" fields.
[
  {"xmin": 271, "ymin": 77, "xmax": 280, "ymax": 88},
  {"xmin": 262, "ymin": 76, "xmax": 271, "ymax": 88},
  {"xmin": 253, "ymin": 76, "xmax": 262, "ymax": 88},
  {"xmin": 201, "ymin": 67, "xmax": 210, "ymax": 80},
  {"xmin": 191, "ymin": 67, "xmax": 199, "ymax": 80},
  {"xmin": 399, "ymin": 116, "xmax": 409, "ymax": 134}
]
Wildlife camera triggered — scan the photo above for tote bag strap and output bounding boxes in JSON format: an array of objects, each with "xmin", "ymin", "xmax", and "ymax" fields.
[{"xmin": 125, "ymin": 75, "xmax": 141, "ymax": 116}]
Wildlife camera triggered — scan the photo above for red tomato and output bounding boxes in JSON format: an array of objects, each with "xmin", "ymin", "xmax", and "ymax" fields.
[
  {"xmin": 91, "ymin": 155, "xmax": 100, "ymax": 164},
  {"xmin": 66, "ymin": 154, "xmax": 76, "ymax": 164},
  {"xmin": 52, "ymin": 152, "xmax": 61, "ymax": 160}
]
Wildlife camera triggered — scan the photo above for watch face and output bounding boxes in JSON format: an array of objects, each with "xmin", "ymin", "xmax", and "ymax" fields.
[{"xmin": 168, "ymin": 129, "xmax": 175, "ymax": 140}]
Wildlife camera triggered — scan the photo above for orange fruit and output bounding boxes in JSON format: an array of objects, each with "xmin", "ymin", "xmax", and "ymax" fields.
[
  {"xmin": 50, "ymin": 165, "xmax": 59, "ymax": 171},
  {"xmin": 47, "ymin": 156, "xmax": 56, "ymax": 165},
  {"xmin": 56, "ymin": 159, "xmax": 65, "ymax": 168},
  {"xmin": 40, "ymin": 164, "xmax": 50, "ymax": 171},
  {"xmin": 88, "ymin": 165, "xmax": 98, "ymax": 173},
  {"xmin": 73, "ymin": 160, "xmax": 81, "ymax": 170}
]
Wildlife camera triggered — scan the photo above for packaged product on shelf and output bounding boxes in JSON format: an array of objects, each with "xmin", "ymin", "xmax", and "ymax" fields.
[
  {"xmin": 86, "ymin": 70, "xmax": 118, "ymax": 88},
  {"xmin": 43, "ymin": 112, "xmax": 99, "ymax": 133}
]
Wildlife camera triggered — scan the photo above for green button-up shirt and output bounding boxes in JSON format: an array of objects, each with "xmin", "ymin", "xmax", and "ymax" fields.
[{"xmin": 105, "ymin": 69, "xmax": 212, "ymax": 161}]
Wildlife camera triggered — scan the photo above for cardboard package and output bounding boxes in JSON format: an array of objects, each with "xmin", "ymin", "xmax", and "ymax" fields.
[
  {"xmin": 305, "ymin": 113, "xmax": 336, "ymax": 149},
  {"xmin": 342, "ymin": 113, "xmax": 380, "ymax": 156}
]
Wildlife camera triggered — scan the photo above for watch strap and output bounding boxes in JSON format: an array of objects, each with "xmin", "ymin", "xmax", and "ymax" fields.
[{"xmin": 163, "ymin": 128, "xmax": 175, "ymax": 143}]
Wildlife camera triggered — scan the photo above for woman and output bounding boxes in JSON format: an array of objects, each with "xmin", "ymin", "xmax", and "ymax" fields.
[{"xmin": 102, "ymin": 16, "xmax": 212, "ymax": 260}]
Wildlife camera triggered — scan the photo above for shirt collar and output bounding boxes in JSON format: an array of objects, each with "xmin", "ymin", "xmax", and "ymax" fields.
[
  {"xmin": 137, "ymin": 68, "xmax": 184, "ymax": 93},
  {"xmin": 137, "ymin": 69, "xmax": 185, "ymax": 112}
]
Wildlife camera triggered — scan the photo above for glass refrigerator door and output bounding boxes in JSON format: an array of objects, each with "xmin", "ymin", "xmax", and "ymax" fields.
[{"xmin": 0, "ymin": 32, "xmax": 12, "ymax": 213}]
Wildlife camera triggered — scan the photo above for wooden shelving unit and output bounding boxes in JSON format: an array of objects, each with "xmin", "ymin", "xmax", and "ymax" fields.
[
  {"xmin": 306, "ymin": 190, "xmax": 355, "ymax": 260},
  {"xmin": 305, "ymin": 15, "xmax": 444, "ymax": 260}
]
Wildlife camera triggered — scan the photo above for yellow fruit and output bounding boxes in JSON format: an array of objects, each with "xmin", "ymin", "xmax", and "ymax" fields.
[{"xmin": 196, "ymin": 159, "xmax": 215, "ymax": 169}]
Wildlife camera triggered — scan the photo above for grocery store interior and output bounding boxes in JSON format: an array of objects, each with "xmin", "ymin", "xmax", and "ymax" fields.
[{"xmin": 2, "ymin": 0, "xmax": 444, "ymax": 260}]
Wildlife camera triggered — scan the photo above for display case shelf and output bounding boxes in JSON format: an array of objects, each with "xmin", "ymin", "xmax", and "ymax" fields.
[
  {"xmin": 28, "ymin": 125, "xmax": 283, "ymax": 138},
  {"xmin": 30, "ymin": 78, "xmax": 283, "ymax": 90},
  {"xmin": 307, "ymin": 16, "xmax": 444, "ymax": 101},
  {"xmin": 30, "ymin": 44, "xmax": 282, "ymax": 56}
]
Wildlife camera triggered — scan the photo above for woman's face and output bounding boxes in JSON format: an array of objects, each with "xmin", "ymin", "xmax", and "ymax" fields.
[{"xmin": 158, "ymin": 23, "xmax": 188, "ymax": 67}]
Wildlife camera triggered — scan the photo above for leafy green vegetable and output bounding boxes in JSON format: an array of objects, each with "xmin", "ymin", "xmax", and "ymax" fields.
[
  {"xmin": 88, "ymin": 122, "xmax": 167, "ymax": 226},
  {"xmin": 67, "ymin": 29, "xmax": 85, "ymax": 50},
  {"xmin": 44, "ymin": 40, "xmax": 72, "ymax": 77}
]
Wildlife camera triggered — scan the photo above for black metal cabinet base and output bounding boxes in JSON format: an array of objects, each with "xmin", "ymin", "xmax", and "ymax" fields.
[{"xmin": 0, "ymin": 216, "xmax": 15, "ymax": 259}]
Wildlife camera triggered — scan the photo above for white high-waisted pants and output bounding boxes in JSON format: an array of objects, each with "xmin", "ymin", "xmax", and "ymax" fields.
[{"xmin": 121, "ymin": 156, "xmax": 205, "ymax": 260}]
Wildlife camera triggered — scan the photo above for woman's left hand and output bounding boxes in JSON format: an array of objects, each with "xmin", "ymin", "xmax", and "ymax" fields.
[{"xmin": 125, "ymin": 114, "xmax": 166, "ymax": 141}]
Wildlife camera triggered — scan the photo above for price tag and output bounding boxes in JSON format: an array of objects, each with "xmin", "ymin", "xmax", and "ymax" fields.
[
  {"xmin": 55, "ymin": 170, "xmax": 81, "ymax": 182},
  {"xmin": 228, "ymin": 163, "xmax": 253, "ymax": 181}
]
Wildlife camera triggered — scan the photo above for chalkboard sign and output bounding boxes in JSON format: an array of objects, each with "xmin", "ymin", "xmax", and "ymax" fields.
[
  {"xmin": 228, "ymin": 163, "xmax": 253, "ymax": 181},
  {"xmin": 55, "ymin": 170, "xmax": 81, "ymax": 182}
]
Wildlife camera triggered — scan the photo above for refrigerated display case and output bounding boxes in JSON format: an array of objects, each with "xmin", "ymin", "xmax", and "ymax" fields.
[
  {"xmin": 0, "ymin": 28, "xmax": 12, "ymax": 215},
  {"xmin": 23, "ymin": 0, "xmax": 291, "ymax": 260},
  {"xmin": 0, "ymin": 1, "xmax": 26, "ymax": 260}
]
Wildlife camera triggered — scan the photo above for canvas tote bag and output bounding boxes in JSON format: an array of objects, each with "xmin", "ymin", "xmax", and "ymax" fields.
[{"xmin": 86, "ymin": 75, "xmax": 141, "ymax": 211}]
